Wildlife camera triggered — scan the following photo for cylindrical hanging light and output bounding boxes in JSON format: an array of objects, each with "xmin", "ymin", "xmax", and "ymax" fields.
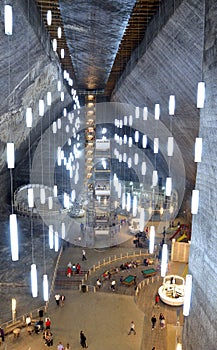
[
  {"xmin": 197, "ymin": 82, "xmax": 205, "ymax": 108},
  {"xmin": 134, "ymin": 130, "xmax": 139, "ymax": 143},
  {"xmin": 191, "ymin": 189, "xmax": 199, "ymax": 214},
  {"xmin": 128, "ymin": 137, "xmax": 132, "ymax": 147},
  {"xmin": 57, "ymin": 118, "xmax": 61, "ymax": 129},
  {"xmin": 126, "ymin": 193, "xmax": 131, "ymax": 212},
  {"xmin": 57, "ymin": 26, "xmax": 62, "ymax": 39},
  {"xmin": 134, "ymin": 153, "xmax": 139, "ymax": 165},
  {"xmin": 154, "ymin": 138, "xmax": 159, "ymax": 154},
  {"xmin": 28, "ymin": 188, "xmax": 34, "ymax": 208},
  {"xmin": 149, "ymin": 226, "xmax": 155, "ymax": 254},
  {"xmin": 141, "ymin": 162, "xmax": 146, "ymax": 175},
  {"xmin": 39, "ymin": 99, "xmax": 45, "ymax": 117},
  {"xmin": 47, "ymin": 91, "xmax": 52, "ymax": 106},
  {"xmin": 10, "ymin": 214, "xmax": 19, "ymax": 261},
  {"xmin": 48, "ymin": 196, "xmax": 53, "ymax": 210},
  {"xmin": 46, "ymin": 10, "xmax": 52, "ymax": 26},
  {"xmin": 152, "ymin": 170, "xmax": 158, "ymax": 187},
  {"xmin": 61, "ymin": 222, "xmax": 66, "ymax": 239},
  {"xmin": 169, "ymin": 95, "xmax": 175, "ymax": 115},
  {"xmin": 49, "ymin": 225, "xmax": 54, "ymax": 249},
  {"xmin": 154, "ymin": 104, "xmax": 160, "ymax": 120},
  {"xmin": 129, "ymin": 115, "xmax": 133, "ymax": 126},
  {"xmin": 57, "ymin": 80, "xmax": 61, "ymax": 91},
  {"xmin": 132, "ymin": 195, "xmax": 137, "ymax": 217},
  {"xmin": 4, "ymin": 5, "xmax": 13, "ymax": 35},
  {"xmin": 135, "ymin": 106, "xmax": 139, "ymax": 118},
  {"xmin": 61, "ymin": 48, "xmax": 65, "ymax": 59},
  {"xmin": 143, "ymin": 107, "xmax": 148, "ymax": 120},
  {"xmin": 61, "ymin": 92, "xmax": 64, "ymax": 102},
  {"xmin": 165, "ymin": 177, "xmax": 172, "ymax": 196},
  {"xmin": 43, "ymin": 274, "xmax": 49, "ymax": 302},
  {"xmin": 54, "ymin": 231, "xmax": 59, "ymax": 252},
  {"xmin": 7, "ymin": 142, "xmax": 15, "ymax": 169},
  {"xmin": 52, "ymin": 122, "xmax": 57, "ymax": 134},
  {"xmin": 31, "ymin": 263, "xmax": 38, "ymax": 298},
  {"xmin": 26, "ymin": 107, "xmax": 33, "ymax": 128},
  {"xmin": 53, "ymin": 185, "xmax": 58, "ymax": 197},
  {"xmin": 194, "ymin": 137, "xmax": 202, "ymax": 162},
  {"xmin": 167, "ymin": 137, "xmax": 174, "ymax": 156},
  {"xmin": 122, "ymin": 193, "xmax": 126, "ymax": 210},
  {"xmin": 40, "ymin": 188, "xmax": 46, "ymax": 204},
  {"xmin": 183, "ymin": 274, "xmax": 193, "ymax": 316},
  {"xmin": 139, "ymin": 208, "xmax": 145, "ymax": 232},
  {"xmin": 161, "ymin": 244, "xmax": 168, "ymax": 277},
  {"xmin": 142, "ymin": 135, "xmax": 147, "ymax": 148},
  {"xmin": 127, "ymin": 157, "xmax": 132, "ymax": 168},
  {"xmin": 52, "ymin": 38, "xmax": 57, "ymax": 52}
]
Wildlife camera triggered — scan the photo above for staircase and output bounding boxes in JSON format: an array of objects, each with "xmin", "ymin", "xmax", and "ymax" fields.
[{"xmin": 54, "ymin": 268, "xmax": 88, "ymax": 290}]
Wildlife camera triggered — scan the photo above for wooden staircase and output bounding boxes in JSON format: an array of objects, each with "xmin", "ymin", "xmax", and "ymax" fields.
[{"xmin": 54, "ymin": 268, "xmax": 88, "ymax": 290}]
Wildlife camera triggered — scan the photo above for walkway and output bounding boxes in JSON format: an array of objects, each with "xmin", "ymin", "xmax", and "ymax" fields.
[{"xmin": 2, "ymin": 239, "xmax": 186, "ymax": 350}]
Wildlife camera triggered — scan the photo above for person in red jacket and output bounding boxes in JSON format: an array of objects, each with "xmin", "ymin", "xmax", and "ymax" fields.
[{"xmin": 45, "ymin": 317, "xmax": 51, "ymax": 330}]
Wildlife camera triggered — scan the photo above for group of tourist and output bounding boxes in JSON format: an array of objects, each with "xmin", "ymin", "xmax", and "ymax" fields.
[{"xmin": 66, "ymin": 261, "xmax": 81, "ymax": 277}]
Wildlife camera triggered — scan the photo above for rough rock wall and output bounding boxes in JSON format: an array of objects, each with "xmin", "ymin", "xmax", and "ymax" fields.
[
  {"xmin": 0, "ymin": 0, "xmax": 73, "ymax": 202},
  {"xmin": 112, "ymin": 0, "xmax": 204, "ymax": 213},
  {"xmin": 183, "ymin": 1, "xmax": 217, "ymax": 349}
]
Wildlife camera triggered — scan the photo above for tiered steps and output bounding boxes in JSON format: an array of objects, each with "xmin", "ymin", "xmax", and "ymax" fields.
[{"xmin": 55, "ymin": 268, "xmax": 88, "ymax": 290}]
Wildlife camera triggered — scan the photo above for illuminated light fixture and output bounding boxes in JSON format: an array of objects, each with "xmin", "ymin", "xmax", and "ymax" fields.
[
  {"xmin": 28, "ymin": 188, "xmax": 34, "ymax": 208},
  {"xmin": 123, "ymin": 153, "xmax": 127, "ymax": 162},
  {"xmin": 122, "ymin": 193, "xmax": 126, "ymax": 210},
  {"xmin": 61, "ymin": 92, "xmax": 64, "ymax": 102},
  {"xmin": 169, "ymin": 95, "xmax": 175, "ymax": 115},
  {"xmin": 191, "ymin": 189, "xmax": 199, "ymax": 214},
  {"xmin": 48, "ymin": 196, "xmax": 53, "ymax": 210},
  {"xmin": 71, "ymin": 189, "xmax": 75, "ymax": 202},
  {"xmin": 132, "ymin": 195, "xmax": 137, "ymax": 217},
  {"xmin": 61, "ymin": 48, "xmax": 65, "ymax": 59},
  {"xmin": 31, "ymin": 263, "xmax": 38, "ymax": 298},
  {"xmin": 149, "ymin": 226, "xmax": 155, "ymax": 254},
  {"xmin": 57, "ymin": 118, "xmax": 61, "ymax": 129},
  {"xmin": 134, "ymin": 153, "xmax": 139, "ymax": 165},
  {"xmin": 129, "ymin": 115, "xmax": 133, "ymax": 126},
  {"xmin": 49, "ymin": 225, "xmax": 54, "ymax": 249},
  {"xmin": 26, "ymin": 107, "xmax": 33, "ymax": 128},
  {"xmin": 176, "ymin": 343, "xmax": 182, "ymax": 350},
  {"xmin": 152, "ymin": 170, "xmax": 158, "ymax": 187},
  {"xmin": 135, "ymin": 106, "xmax": 139, "ymax": 118},
  {"xmin": 160, "ymin": 207, "xmax": 164, "ymax": 215},
  {"xmin": 66, "ymin": 125, "xmax": 69, "ymax": 133},
  {"xmin": 183, "ymin": 274, "xmax": 193, "ymax": 316},
  {"xmin": 142, "ymin": 135, "xmax": 147, "ymax": 148},
  {"xmin": 154, "ymin": 138, "xmax": 159, "ymax": 153},
  {"xmin": 161, "ymin": 243, "xmax": 168, "ymax": 277},
  {"xmin": 57, "ymin": 80, "xmax": 61, "ymax": 91},
  {"xmin": 39, "ymin": 99, "xmax": 45, "ymax": 117},
  {"xmin": 141, "ymin": 162, "xmax": 146, "ymax": 175},
  {"xmin": 127, "ymin": 157, "xmax": 132, "ymax": 168},
  {"xmin": 167, "ymin": 136, "xmax": 174, "ymax": 156},
  {"xmin": 197, "ymin": 82, "xmax": 205, "ymax": 108},
  {"xmin": 154, "ymin": 104, "xmax": 160, "ymax": 120},
  {"xmin": 134, "ymin": 130, "xmax": 139, "ymax": 143},
  {"xmin": 47, "ymin": 10, "xmax": 52, "ymax": 26},
  {"xmin": 124, "ymin": 115, "xmax": 128, "ymax": 125},
  {"xmin": 148, "ymin": 206, "xmax": 152, "ymax": 215},
  {"xmin": 165, "ymin": 177, "xmax": 172, "ymax": 196},
  {"xmin": 54, "ymin": 231, "xmax": 59, "ymax": 252},
  {"xmin": 40, "ymin": 188, "xmax": 46, "ymax": 204},
  {"xmin": 7, "ymin": 142, "xmax": 15, "ymax": 169},
  {"xmin": 68, "ymin": 138, "xmax": 71, "ymax": 146},
  {"xmin": 194, "ymin": 137, "xmax": 202, "ymax": 162},
  {"xmin": 143, "ymin": 106, "xmax": 148, "ymax": 120},
  {"xmin": 126, "ymin": 193, "xmax": 131, "ymax": 212},
  {"xmin": 52, "ymin": 38, "xmax": 57, "ymax": 51},
  {"xmin": 128, "ymin": 137, "xmax": 132, "ymax": 148},
  {"xmin": 139, "ymin": 208, "xmax": 145, "ymax": 232},
  {"xmin": 64, "ymin": 192, "xmax": 69, "ymax": 209},
  {"xmin": 52, "ymin": 121, "xmax": 57, "ymax": 134},
  {"xmin": 43, "ymin": 274, "xmax": 49, "ymax": 302},
  {"xmin": 61, "ymin": 223, "xmax": 66, "ymax": 239},
  {"xmin": 57, "ymin": 26, "xmax": 62, "ymax": 39},
  {"xmin": 123, "ymin": 134, "xmax": 127, "ymax": 144},
  {"xmin": 47, "ymin": 92, "xmax": 52, "ymax": 106},
  {"xmin": 169, "ymin": 205, "xmax": 174, "ymax": 214},
  {"xmin": 63, "ymin": 108, "xmax": 67, "ymax": 117},
  {"xmin": 4, "ymin": 5, "xmax": 13, "ymax": 35},
  {"xmin": 12, "ymin": 298, "xmax": 16, "ymax": 313},
  {"xmin": 53, "ymin": 185, "xmax": 58, "ymax": 198},
  {"xmin": 10, "ymin": 214, "xmax": 19, "ymax": 261}
]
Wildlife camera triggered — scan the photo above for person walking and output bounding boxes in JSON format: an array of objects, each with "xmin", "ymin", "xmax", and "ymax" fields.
[
  {"xmin": 128, "ymin": 321, "xmax": 136, "ymax": 335},
  {"xmin": 111, "ymin": 279, "xmax": 116, "ymax": 291},
  {"xmin": 155, "ymin": 293, "xmax": 160, "ymax": 307},
  {"xmin": 80, "ymin": 331, "xmax": 88, "ymax": 348},
  {"xmin": 0, "ymin": 328, "xmax": 5, "ymax": 343},
  {"xmin": 82, "ymin": 249, "xmax": 87, "ymax": 261},
  {"xmin": 159, "ymin": 313, "xmax": 166, "ymax": 328},
  {"xmin": 57, "ymin": 341, "xmax": 64, "ymax": 350},
  {"xmin": 55, "ymin": 293, "xmax": 61, "ymax": 306},
  {"xmin": 151, "ymin": 315, "xmax": 157, "ymax": 329}
]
